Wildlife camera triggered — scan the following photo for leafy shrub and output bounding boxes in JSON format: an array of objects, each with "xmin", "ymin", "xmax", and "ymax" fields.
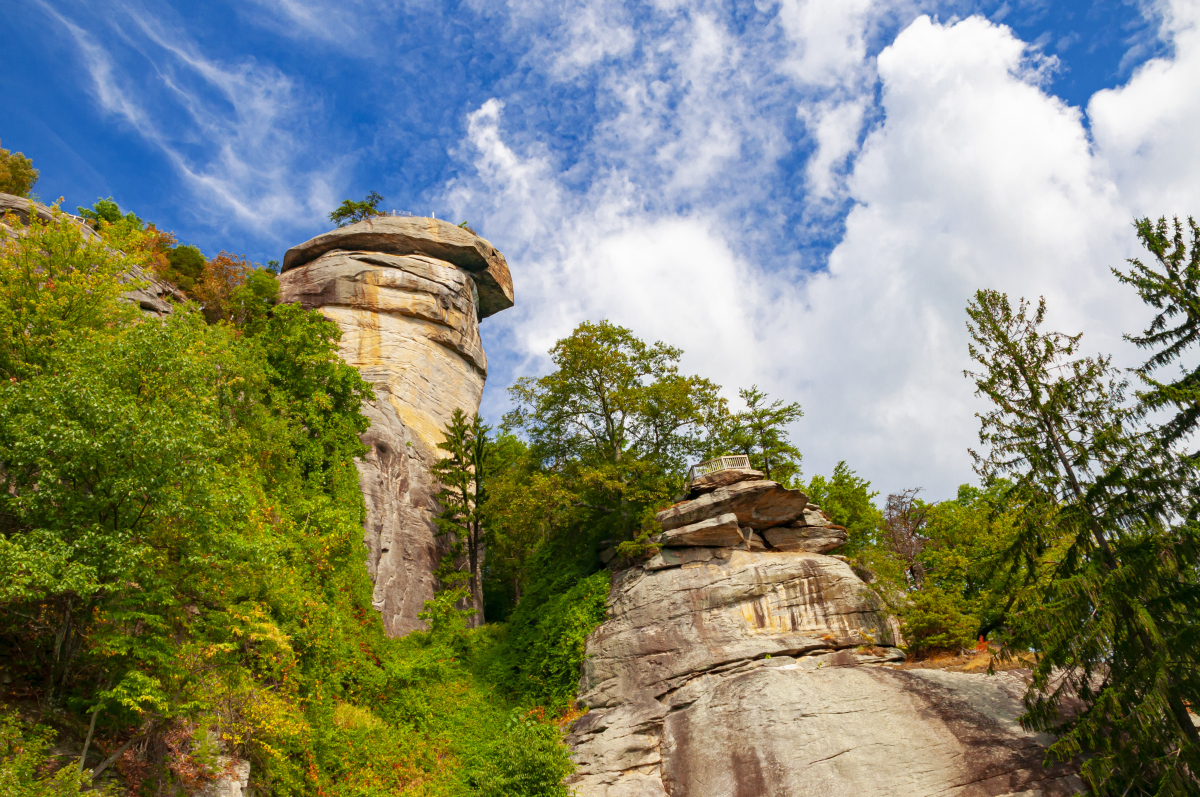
[
  {"xmin": 471, "ymin": 710, "xmax": 575, "ymax": 797},
  {"xmin": 0, "ymin": 710, "xmax": 115, "ymax": 797},
  {"xmin": 900, "ymin": 587, "xmax": 979, "ymax": 657},
  {"xmin": 493, "ymin": 569, "xmax": 611, "ymax": 710}
]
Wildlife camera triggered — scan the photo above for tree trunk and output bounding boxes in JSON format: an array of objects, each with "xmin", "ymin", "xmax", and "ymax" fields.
[{"xmin": 79, "ymin": 702, "xmax": 102, "ymax": 774}]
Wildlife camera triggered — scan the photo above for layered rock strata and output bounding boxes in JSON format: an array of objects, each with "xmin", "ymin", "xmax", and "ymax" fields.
[
  {"xmin": 570, "ymin": 468, "xmax": 1081, "ymax": 796},
  {"xmin": 279, "ymin": 216, "xmax": 513, "ymax": 635}
]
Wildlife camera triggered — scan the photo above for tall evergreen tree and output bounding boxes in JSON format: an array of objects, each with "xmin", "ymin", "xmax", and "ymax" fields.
[
  {"xmin": 432, "ymin": 408, "xmax": 489, "ymax": 623},
  {"xmin": 1114, "ymin": 216, "xmax": 1200, "ymax": 454},
  {"xmin": 725, "ymin": 386, "xmax": 803, "ymax": 484},
  {"xmin": 965, "ymin": 289, "xmax": 1200, "ymax": 795}
]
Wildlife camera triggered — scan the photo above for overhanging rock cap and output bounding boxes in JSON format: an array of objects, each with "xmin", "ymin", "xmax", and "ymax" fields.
[{"xmin": 282, "ymin": 216, "xmax": 514, "ymax": 318}]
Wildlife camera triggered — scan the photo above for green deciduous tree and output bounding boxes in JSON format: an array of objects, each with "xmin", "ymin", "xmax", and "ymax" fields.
[
  {"xmin": 507, "ymin": 320, "xmax": 722, "ymax": 472},
  {"xmin": 77, "ymin": 198, "xmax": 141, "ymax": 228},
  {"xmin": 0, "ymin": 204, "xmax": 137, "ymax": 380},
  {"xmin": 505, "ymin": 320, "xmax": 723, "ymax": 542},
  {"xmin": 0, "ymin": 141, "xmax": 38, "ymax": 198},
  {"xmin": 965, "ymin": 288, "xmax": 1200, "ymax": 794},
  {"xmin": 329, "ymin": 192, "xmax": 384, "ymax": 228},
  {"xmin": 802, "ymin": 462, "xmax": 884, "ymax": 553},
  {"xmin": 164, "ymin": 244, "xmax": 206, "ymax": 293}
]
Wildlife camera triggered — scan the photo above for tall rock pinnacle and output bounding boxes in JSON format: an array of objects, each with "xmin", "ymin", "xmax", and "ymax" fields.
[{"xmin": 279, "ymin": 216, "xmax": 514, "ymax": 636}]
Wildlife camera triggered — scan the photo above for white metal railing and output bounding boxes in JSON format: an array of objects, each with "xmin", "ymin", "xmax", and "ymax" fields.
[{"xmin": 688, "ymin": 455, "xmax": 751, "ymax": 483}]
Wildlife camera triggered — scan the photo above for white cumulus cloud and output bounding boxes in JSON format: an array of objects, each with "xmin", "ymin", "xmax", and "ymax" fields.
[{"xmin": 452, "ymin": 3, "xmax": 1200, "ymax": 500}]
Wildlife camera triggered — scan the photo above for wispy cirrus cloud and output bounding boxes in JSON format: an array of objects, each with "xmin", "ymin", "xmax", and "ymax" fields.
[{"xmin": 36, "ymin": 0, "xmax": 340, "ymax": 238}]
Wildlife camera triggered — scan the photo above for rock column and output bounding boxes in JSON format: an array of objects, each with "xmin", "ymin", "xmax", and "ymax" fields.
[{"xmin": 278, "ymin": 217, "xmax": 513, "ymax": 636}]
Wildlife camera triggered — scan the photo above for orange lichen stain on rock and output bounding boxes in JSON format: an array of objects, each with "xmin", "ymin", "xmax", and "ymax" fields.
[{"xmin": 738, "ymin": 593, "xmax": 795, "ymax": 634}]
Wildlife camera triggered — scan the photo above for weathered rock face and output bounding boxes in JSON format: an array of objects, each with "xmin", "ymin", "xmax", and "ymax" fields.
[
  {"xmin": 569, "ymin": 467, "xmax": 1082, "ymax": 796},
  {"xmin": 278, "ymin": 217, "xmax": 512, "ymax": 635}
]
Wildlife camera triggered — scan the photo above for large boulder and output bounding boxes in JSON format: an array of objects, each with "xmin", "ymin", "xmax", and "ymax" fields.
[
  {"xmin": 567, "ymin": 550, "xmax": 1081, "ymax": 796},
  {"xmin": 658, "ymin": 513, "xmax": 743, "ymax": 548},
  {"xmin": 278, "ymin": 221, "xmax": 512, "ymax": 635},
  {"xmin": 282, "ymin": 216, "xmax": 514, "ymax": 318},
  {"xmin": 656, "ymin": 480, "xmax": 809, "ymax": 531},
  {"xmin": 688, "ymin": 468, "xmax": 763, "ymax": 495}
]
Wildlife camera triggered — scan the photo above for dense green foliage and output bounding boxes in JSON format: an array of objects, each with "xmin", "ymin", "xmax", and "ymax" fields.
[
  {"xmin": 0, "ymin": 204, "xmax": 575, "ymax": 795},
  {"xmin": 163, "ymin": 245, "xmax": 206, "ymax": 293},
  {"xmin": 483, "ymin": 562, "xmax": 611, "ymax": 711}
]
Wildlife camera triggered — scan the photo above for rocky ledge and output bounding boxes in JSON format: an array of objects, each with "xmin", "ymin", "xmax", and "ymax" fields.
[{"xmin": 569, "ymin": 469, "xmax": 1081, "ymax": 796}]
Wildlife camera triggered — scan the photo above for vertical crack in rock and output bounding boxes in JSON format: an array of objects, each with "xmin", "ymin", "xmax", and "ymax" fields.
[{"xmin": 279, "ymin": 216, "xmax": 513, "ymax": 636}]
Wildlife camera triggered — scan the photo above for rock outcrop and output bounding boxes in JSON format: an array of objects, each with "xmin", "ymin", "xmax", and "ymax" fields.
[
  {"xmin": 278, "ymin": 216, "xmax": 513, "ymax": 635},
  {"xmin": 0, "ymin": 192, "xmax": 184, "ymax": 315},
  {"xmin": 569, "ymin": 468, "xmax": 1081, "ymax": 796}
]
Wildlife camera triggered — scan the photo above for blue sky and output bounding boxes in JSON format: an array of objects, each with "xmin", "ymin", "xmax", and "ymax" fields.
[{"xmin": 5, "ymin": 0, "xmax": 1200, "ymax": 498}]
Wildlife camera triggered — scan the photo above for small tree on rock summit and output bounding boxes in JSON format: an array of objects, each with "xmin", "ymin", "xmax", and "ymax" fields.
[{"xmin": 330, "ymin": 191, "xmax": 384, "ymax": 228}]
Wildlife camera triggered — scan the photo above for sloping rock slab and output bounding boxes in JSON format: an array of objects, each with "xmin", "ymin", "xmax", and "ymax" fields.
[
  {"xmin": 650, "ymin": 665, "xmax": 1081, "ymax": 797},
  {"xmin": 688, "ymin": 468, "xmax": 763, "ymax": 496},
  {"xmin": 762, "ymin": 524, "xmax": 847, "ymax": 553},
  {"xmin": 658, "ymin": 513, "xmax": 743, "ymax": 548},
  {"xmin": 656, "ymin": 480, "xmax": 808, "ymax": 531},
  {"xmin": 281, "ymin": 216, "xmax": 513, "ymax": 317}
]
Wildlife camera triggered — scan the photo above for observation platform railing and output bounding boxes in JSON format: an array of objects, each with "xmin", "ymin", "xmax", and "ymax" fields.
[{"xmin": 687, "ymin": 455, "xmax": 751, "ymax": 483}]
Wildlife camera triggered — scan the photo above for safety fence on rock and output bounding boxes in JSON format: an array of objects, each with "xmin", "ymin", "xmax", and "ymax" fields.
[{"xmin": 688, "ymin": 455, "xmax": 752, "ymax": 483}]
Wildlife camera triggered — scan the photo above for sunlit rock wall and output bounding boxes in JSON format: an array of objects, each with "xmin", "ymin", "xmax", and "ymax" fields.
[{"xmin": 279, "ymin": 217, "xmax": 513, "ymax": 636}]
